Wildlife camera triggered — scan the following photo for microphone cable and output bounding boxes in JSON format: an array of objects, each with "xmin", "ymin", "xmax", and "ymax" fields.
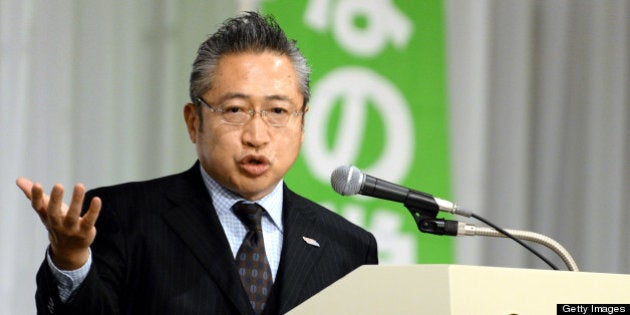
[{"xmin": 468, "ymin": 212, "xmax": 560, "ymax": 270}]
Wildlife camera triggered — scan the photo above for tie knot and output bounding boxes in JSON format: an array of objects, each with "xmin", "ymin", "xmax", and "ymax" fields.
[{"xmin": 233, "ymin": 202, "xmax": 263, "ymax": 232}]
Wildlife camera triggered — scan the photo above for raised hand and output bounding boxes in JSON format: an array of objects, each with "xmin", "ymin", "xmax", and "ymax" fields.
[{"xmin": 16, "ymin": 178, "xmax": 101, "ymax": 270}]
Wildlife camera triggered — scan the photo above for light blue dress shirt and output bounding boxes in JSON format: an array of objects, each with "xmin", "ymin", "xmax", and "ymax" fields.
[
  {"xmin": 48, "ymin": 165, "xmax": 284, "ymax": 302},
  {"xmin": 199, "ymin": 164, "xmax": 284, "ymax": 280}
]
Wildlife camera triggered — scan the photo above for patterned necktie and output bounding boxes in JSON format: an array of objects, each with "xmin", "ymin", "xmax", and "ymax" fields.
[{"xmin": 233, "ymin": 202, "xmax": 273, "ymax": 314}]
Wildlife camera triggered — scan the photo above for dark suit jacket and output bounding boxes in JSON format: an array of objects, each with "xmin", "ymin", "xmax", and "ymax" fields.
[{"xmin": 35, "ymin": 162, "xmax": 378, "ymax": 314}]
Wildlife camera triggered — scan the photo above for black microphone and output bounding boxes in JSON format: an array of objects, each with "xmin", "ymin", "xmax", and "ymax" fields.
[
  {"xmin": 330, "ymin": 165, "xmax": 471, "ymax": 217},
  {"xmin": 331, "ymin": 165, "xmax": 564, "ymax": 270}
]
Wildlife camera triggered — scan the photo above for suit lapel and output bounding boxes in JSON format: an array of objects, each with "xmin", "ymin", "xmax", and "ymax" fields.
[
  {"xmin": 158, "ymin": 166, "xmax": 327, "ymax": 314},
  {"xmin": 273, "ymin": 188, "xmax": 326, "ymax": 314},
  {"xmin": 160, "ymin": 164, "xmax": 252, "ymax": 315}
]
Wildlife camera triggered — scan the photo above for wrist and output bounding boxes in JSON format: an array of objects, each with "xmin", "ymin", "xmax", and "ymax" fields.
[{"xmin": 49, "ymin": 246, "xmax": 90, "ymax": 270}]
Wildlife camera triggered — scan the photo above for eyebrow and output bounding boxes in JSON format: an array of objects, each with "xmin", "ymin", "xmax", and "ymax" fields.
[
  {"xmin": 216, "ymin": 92, "xmax": 295, "ymax": 105},
  {"xmin": 214, "ymin": 93, "xmax": 248, "ymax": 105}
]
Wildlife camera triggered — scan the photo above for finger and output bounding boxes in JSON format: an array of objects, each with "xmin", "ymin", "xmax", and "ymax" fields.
[
  {"xmin": 65, "ymin": 183, "xmax": 86, "ymax": 226},
  {"xmin": 26, "ymin": 182, "xmax": 50, "ymax": 224},
  {"xmin": 30, "ymin": 183, "xmax": 48, "ymax": 213},
  {"xmin": 47, "ymin": 184, "xmax": 66, "ymax": 226},
  {"xmin": 16, "ymin": 177, "xmax": 34, "ymax": 200},
  {"xmin": 80, "ymin": 197, "xmax": 102, "ymax": 230}
]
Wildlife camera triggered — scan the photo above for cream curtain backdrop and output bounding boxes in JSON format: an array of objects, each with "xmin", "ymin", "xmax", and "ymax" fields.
[
  {"xmin": 448, "ymin": 0, "xmax": 629, "ymax": 273},
  {"xmin": 1, "ymin": 1, "xmax": 239, "ymax": 313},
  {"xmin": 1, "ymin": 0, "xmax": 628, "ymax": 314}
]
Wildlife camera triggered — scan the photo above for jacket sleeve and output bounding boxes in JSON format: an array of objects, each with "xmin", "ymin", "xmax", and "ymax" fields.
[{"xmin": 35, "ymin": 189, "xmax": 125, "ymax": 315}]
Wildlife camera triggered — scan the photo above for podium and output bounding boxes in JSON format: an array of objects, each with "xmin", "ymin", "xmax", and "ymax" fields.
[{"xmin": 287, "ymin": 265, "xmax": 630, "ymax": 315}]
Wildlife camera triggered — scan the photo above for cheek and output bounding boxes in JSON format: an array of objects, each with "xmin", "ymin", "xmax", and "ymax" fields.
[
  {"xmin": 197, "ymin": 128, "xmax": 238, "ymax": 158},
  {"xmin": 278, "ymin": 130, "xmax": 304, "ymax": 158}
]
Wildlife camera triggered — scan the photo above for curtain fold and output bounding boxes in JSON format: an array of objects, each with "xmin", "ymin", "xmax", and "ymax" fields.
[
  {"xmin": 0, "ymin": 2, "xmax": 236, "ymax": 314},
  {"xmin": 448, "ymin": 0, "xmax": 629, "ymax": 273}
]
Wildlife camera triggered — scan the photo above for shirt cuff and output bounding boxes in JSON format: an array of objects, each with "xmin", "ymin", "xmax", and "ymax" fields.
[{"xmin": 46, "ymin": 247, "xmax": 92, "ymax": 302}]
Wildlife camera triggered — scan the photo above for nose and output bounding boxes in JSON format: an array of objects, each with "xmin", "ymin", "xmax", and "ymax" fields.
[{"xmin": 241, "ymin": 112, "xmax": 270, "ymax": 148}]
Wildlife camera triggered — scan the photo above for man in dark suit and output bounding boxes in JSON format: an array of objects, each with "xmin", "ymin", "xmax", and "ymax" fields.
[{"xmin": 17, "ymin": 12, "xmax": 378, "ymax": 314}]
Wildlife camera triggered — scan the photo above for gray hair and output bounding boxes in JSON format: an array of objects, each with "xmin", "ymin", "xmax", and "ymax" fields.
[{"xmin": 189, "ymin": 11, "xmax": 310, "ymax": 109}]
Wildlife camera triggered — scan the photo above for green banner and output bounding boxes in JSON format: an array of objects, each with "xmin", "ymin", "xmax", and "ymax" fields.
[{"xmin": 262, "ymin": 0, "xmax": 452, "ymax": 264}]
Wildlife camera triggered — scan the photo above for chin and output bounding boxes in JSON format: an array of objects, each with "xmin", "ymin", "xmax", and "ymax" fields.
[{"xmin": 238, "ymin": 181, "xmax": 276, "ymax": 200}]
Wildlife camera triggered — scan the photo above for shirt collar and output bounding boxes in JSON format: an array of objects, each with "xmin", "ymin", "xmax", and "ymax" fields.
[{"xmin": 199, "ymin": 164, "xmax": 284, "ymax": 232}]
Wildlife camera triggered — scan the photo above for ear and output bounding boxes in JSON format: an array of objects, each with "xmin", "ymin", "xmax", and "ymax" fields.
[
  {"xmin": 300, "ymin": 105, "xmax": 309, "ymax": 142},
  {"xmin": 183, "ymin": 103, "xmax": 199, "ymax": 143}
]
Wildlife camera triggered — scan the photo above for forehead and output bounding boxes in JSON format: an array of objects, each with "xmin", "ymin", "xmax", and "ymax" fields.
[{"xmin": 207, "ymin": 52, "xmax": 302, "ymax": 104}]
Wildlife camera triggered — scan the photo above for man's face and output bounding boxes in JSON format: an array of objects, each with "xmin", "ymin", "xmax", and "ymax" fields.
[{"xmin": 184, "ymin": 52, "xmax": 306, "ymax": 200}]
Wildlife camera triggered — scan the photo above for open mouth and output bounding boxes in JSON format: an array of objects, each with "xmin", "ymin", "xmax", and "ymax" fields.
[
  {"xmin": 242, "ymin": 155, "xmax": 268, "ymax": 165},
  {"xmin": 239, "ymin": 155, "xmax": 270, "ymax": 176},
  {"xmin": 248, "ymin": 158, "xmax": 264, "ymax": 165}
]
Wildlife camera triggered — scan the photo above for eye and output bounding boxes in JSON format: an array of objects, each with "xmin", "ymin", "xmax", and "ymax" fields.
[
  {"xmin": 269, "ymin": 107, "xmax": 289, "ymax": 115},
  {"xmin": 222, "ymin": 104, "xmax": 247, "ymax": 114}
]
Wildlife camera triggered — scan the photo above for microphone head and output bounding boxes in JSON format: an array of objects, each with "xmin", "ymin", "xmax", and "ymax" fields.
[{"xmin": 330, "ymin": 165, "xmax": 365, "ymax": 196}]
